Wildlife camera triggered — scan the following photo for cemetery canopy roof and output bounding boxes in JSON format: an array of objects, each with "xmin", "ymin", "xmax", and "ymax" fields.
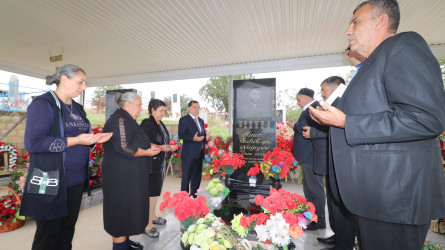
[{"xmin": 0, "ymin": 0, "xmax": 444, "ymax": 87}]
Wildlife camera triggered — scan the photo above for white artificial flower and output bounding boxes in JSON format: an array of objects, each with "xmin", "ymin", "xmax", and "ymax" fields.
[
  {"xmin": 269, "ymin": 227, "xmax": 281, "ymax": 245},
  {"xmin": 255, "ymin": 224, "xmax": 269, "ymax": 242},
  {"xmin": 275, "ymin": 230, "xmax": 291, "ymax": 247}
]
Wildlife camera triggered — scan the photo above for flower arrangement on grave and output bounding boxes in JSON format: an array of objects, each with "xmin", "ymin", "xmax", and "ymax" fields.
[
  {"xmin": 0, "ymin": 192, "xmax": 24, "ymax": 226},
  {"xmin": 247, "ymin": 164, "xmax": 261, "ymax": 179},
  {"xmin": 230, "ymin": 212, "xmax": 270, "ymax": 238},
  {"xmin": 277, "ymin": 122, "xmax": 292, "ymax": 140},
  {"xmin": 276, "ymin": 136, "xmax": 293, "ymax": 153},
  {"xmin": 206, "ymin": 178, "xmax": 230, "ymax": 198},
  {"xmin": 0, "ymin": 142, "xmax": 19, "ymax": 170},
  {"xmin": 213, "ymin": 136, "xmax": 233, "ymax": 152},
  {"xmin": 250, "ymin": 188, "xmax": 317, "ymax": 249},
  {"xmin": 206, "ymin": 178, "xmax": 230, "ymax": 210},
  {"xmin": 159, "ymin": 191, "xmax": 210, "ymax": 229},
  {"xmin": 89, "ymin": 125, "xmax": 104, "ymax": 187},
  {"xmin": 169, "ymin": 138, "xmax": 182, "ymax": 164},
  {"xmin": 211, "ymin": 152, "xmax": 245, "ymax": 178},
  {"xmin": 259, "ymin": 149, "xmax": 297, "ymax": 180},
  {"xmin": 202, "ymin": 140, "xmax": 220, "ymax": 175},
  {"xmin": 181, "ymin": 213, "xmax": 239, "ymax": 250}
]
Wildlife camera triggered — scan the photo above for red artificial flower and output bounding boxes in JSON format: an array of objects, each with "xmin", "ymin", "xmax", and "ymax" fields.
[
  {"xmin": 247, "ymin": 164, "xmax": 260, "ymax": 177},
  {"xmin": 240, "ymin": 215, "xmax": 250, "ymax": 228},
  {"xmin": 159, "ymin": 191, "xmax": 209, "ymax": 222},
  {"xmin": 255, "ymin": 195, "xmax": 265, "ymax": 206}
]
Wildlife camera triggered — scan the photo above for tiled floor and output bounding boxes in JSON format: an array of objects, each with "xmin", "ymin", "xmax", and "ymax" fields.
[{"xmin": 1, "ymin": 173, "xmax": 444, "ymax": 250}]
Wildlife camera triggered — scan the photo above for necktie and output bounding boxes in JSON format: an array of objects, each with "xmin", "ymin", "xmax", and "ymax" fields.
[{"xmin": 194, "ymin": 117, "xmax": 201, "ymax": 133}]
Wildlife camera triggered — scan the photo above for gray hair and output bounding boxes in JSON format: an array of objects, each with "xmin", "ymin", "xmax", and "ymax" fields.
[
  {"xmin": 354, "ymin": 0, "xmax": 400, "ymax": 33},
  {"xmin": 115, "ymin": 92, "xmax": 140, "ymax": 108},
  {"xmin": 45, "ymin": 64, "xmax": 86, "ymax": 86}
]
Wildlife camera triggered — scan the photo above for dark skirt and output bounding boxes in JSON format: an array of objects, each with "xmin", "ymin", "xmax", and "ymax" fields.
[{"xmin": 149, "ymin": 158, "xmax": 165, "ymax": 196}]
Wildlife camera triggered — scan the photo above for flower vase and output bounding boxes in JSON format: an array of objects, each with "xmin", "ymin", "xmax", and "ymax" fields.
[
  {"xmin": 278, "ymin": 241, "xmax": 296, "ymax": 250},
  {"xmin": 249, "ymin": 177, "xmax": 256, "ymax": 187},
  {"xmin": 180, "ymin": 236, "xmax": 190, "ymax": 250},
  {"xmin": 210, "ymin": 196, "xmax": 224, "ymax": 209},
  {"xmin": 271, "ymin": 177, "xmax": 282, "ymax": 189},
  {"xmin": 224, "ymin": 174, "xmax": 233, "ymax": 189}
]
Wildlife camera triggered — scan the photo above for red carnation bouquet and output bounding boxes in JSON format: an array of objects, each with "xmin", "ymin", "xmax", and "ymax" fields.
[
  {"xmin": 0, "ymin": 193, "xmax": 23, "ymax": 226},
  {"xmin": 231, "ymin": 188, "xmax": 317, "ymax": 245},
  {"xmin": 159, "ymin": 191, "xmax": 210, "ymax": 229},
  {"xmin": 211, "ymin": 153, "xmax": 245, "ymax": 177},
  {"xmin": 212, "ymin": 136, "xmax": 232, "ymax": 152},
  {"xmin": 259, "ymin": 148, "xmax": 297, "ymax": 180},
  {"xmin": 247, "ymin": 164, "xmax": 261, "ymax": 178}
]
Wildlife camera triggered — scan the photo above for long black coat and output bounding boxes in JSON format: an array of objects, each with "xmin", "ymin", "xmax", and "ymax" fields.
[
  {"xmin": 102, "ymin": 108, "xmax": 152, "ymax": 237},
  {"xmin": 330, "ymin": 32, "xmax": 445, "ymax": 225},
  {"xmin": 310, "ymin": 97, "xmax": 339, "ymax": 175},
  {"xmin": 292, "ymin": 101, "xmax": 320, "ymax": 165}
]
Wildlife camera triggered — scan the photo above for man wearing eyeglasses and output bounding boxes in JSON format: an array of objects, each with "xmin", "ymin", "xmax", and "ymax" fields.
[
  {"xmin": 345, "ymin": 47, "xmax": 367, "ymax": 80},
  {"xmin": 309, "ymin": 0, "xmax": 445, "ymax": 249}
]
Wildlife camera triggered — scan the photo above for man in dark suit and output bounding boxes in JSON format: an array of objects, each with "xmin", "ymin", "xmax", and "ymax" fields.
[
  {"xmin": 178, "ymin": 101, "xmax": 210, "ymax": 198},
  {"xmin": 310, "ymin": 0, "xmax": 445, "ymax": 249},
  {"xmin": 303, "ymin": 77, "xmax": 355, "ymax": 250},
  {"xmin": 287, "ymin": 88, "xmax": 326, "ymax": 230}
]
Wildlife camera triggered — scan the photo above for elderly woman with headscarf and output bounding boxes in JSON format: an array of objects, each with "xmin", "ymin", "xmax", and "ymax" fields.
[{"xmin": 101, "ymin": 92, "xmax": 160, "ymax": 250}]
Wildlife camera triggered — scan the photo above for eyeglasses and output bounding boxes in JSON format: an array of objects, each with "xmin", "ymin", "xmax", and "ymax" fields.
[{"xmin": 345, "ymin": 47, "xmax": 350, "ymax": 56}]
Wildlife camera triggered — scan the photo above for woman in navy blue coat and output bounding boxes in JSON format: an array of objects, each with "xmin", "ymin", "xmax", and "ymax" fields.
[{"xmin": 21, "ymin": 64, "xmax": 112, "ymax": 250}]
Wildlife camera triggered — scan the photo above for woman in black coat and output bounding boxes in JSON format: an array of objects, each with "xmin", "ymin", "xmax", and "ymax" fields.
[
  {"xmin": 102, "ymin": 93, "xmax": 161, "ymax": 250},
  {"xmin": 140, "ymin": 99, "xmax": 177, "ymax": 238}
]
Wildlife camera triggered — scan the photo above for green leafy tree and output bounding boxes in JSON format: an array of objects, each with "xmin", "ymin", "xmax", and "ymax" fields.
[
  {"xmin": 91, "ymin": 85, "xmax": 123, "ymax": 113},
  {"xmin": 199, "ymin": 74, "xmax": 254, "ymax": 112},
  {"xmin": 180, "ymin": 94, "xmax": 193, "ymax": 116}
]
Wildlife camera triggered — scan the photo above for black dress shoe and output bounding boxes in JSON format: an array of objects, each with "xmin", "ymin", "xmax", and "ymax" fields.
[
  {"xmin": 317, "ymin": 235, "xmax": 336, "ymax": 245},
  {"xmin": 305, "ymin": 222, "xmax": 326, "ymax": 231},
  {"xmin": 128, "ymin": 241, "xmax": 143, "ymax": 249}
]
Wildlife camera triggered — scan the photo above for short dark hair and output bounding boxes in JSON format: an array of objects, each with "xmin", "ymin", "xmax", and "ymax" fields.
[
  {"xmin": 188, "ymin": 100, "xmax": 199, "ymax": 107},
  {"xmin": 354, "ymin": 0, "xmax": 400, "ymax": 33},
  {"xmin": 148, "ymin": 98, "xmax": 166, "ymax": 114},
  {"xmin": 321, "ymin": 76, "xmax": 345, "ymax": 88}
]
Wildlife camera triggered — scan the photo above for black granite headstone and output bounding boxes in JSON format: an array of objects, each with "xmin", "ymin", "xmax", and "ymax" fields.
[{"xmin": 231, "ymin": 79, "xmax": 277, "ymax": 190}]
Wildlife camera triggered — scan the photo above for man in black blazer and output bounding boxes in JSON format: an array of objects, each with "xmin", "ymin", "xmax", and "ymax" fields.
[
  {"xmin": 310, "ymin": 0, "xmax": 445, "ymax": 249},
  {"xmin": 287, "ymin": 88, "xmax": 326, "ymax": 230},
  {"xmin": 178, "ymin": 101, "xmax": 210, "ymax": 198},
  {"xmin": 303, "ymin": 77, "xmax": 355, "ymax": 249}
]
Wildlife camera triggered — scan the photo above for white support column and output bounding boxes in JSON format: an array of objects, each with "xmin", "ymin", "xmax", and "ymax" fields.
[{"xmin": 228, "ymin": 75, "xmax": 233, "ymax": 137}]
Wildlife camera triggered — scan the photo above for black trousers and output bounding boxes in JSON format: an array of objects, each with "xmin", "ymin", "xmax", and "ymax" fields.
[
  {"xmin": 181, "ymin": 158, "xmax": 202, "ymax": 197},
  {"xmin": 32, "ymin": 183, "xmax": 85, "ymax": 250},
  {"xmin": 326, "ymin": 175, "xmax": 355, "ymax": 250},
  {"xmin": 301, "ymin": 163, "xmax": 326, "ymax": 224},
  {"xmin": 353, "ymin": 215, "xmax": 429, "ymax": 250}
]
